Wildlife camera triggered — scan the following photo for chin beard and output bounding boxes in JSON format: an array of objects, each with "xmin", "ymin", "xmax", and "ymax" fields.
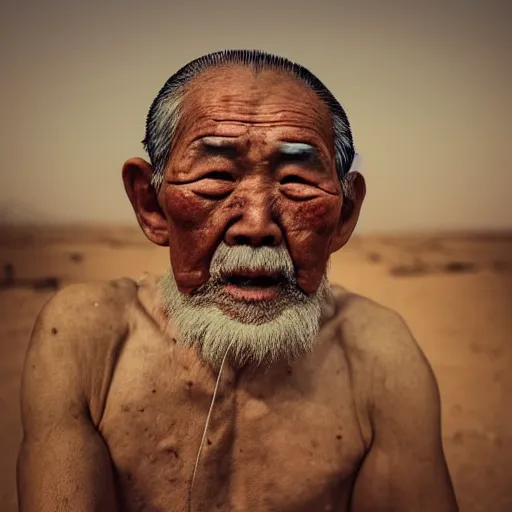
[{"xmin": 159, "ymin": 243, "xmax": 332, "ymax": 369}]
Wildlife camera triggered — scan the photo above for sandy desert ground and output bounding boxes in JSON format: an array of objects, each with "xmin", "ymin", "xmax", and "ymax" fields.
[{"xmin": 0, "ymin": 226, "xmax": 510, "ymax": 512}]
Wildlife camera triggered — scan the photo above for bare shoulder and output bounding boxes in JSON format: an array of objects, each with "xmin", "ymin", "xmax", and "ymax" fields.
[
  {"xmin": 31, "ymin": 277, "xmax": 138, "ymax": 349},
  {"xmin": 331, "ymin": 284, "xmax": 431, "ymax": 371},
  {"xmin": 329, "ymin": 284, "xmax": 439, "ymax": 421},
  {"xmin": 21, "ymin": 277, "xmax": 141, "ymax": 426}
]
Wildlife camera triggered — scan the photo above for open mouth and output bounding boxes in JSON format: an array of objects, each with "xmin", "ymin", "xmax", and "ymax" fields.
[{"xmin": 222, "ymin": 270, "xmax": 285, "ymax": 301}]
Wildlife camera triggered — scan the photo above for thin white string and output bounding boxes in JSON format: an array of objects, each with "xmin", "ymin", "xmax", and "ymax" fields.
[{"xmin": 188, "ymin": 341, "xmax": 234, "ymax": 512}]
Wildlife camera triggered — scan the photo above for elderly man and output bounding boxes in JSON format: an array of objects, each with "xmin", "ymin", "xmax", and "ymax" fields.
[{"xmin": 17, "ymin": 50, "xmax": 458, "ymax": 511}]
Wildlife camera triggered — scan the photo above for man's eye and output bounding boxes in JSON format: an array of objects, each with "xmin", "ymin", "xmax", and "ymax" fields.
[
  {"xmin": 280, "ymin": 175, "xmax": 319, "ymax": 200},
  {"xmin": 192, "ymin": 171, "xmax": 234, "ymax": 199},
  {"xmin": 202, "ymin": 171, "xmax": 234, "ymax": 181},
  {"xmin": 280, "ymin": 175, "xmax": 310, "ymax": 185}
]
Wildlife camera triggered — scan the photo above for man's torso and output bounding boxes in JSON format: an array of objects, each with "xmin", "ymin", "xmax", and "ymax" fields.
[{"xmin": 84, "ymin": 275, "xmax": 375, "ymax": 511}]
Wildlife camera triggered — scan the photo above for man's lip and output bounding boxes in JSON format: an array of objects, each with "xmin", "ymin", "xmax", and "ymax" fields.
[
  {"xmin": 222, "ymin": 269, "xmax": 282, "ymax": 280},
  {"xmin": 223, "ymin": 283, "xmax": 281, "ymax": 301}
]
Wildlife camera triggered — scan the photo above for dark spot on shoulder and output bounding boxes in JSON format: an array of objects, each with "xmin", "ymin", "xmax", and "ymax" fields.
[
  {"xmin": 69, "ymin": 252, "xmax": 84, "ymax": 263},
  {"xmin": 287, "ymin": 366, "xmax": 293, "ymax": 375},
  {"xmin": 186, "ymin": 380, "xmax": 194, "ymax": 389},
  {"xmin": 492, "ymin": 261, "xmax": 510, "ymax": 273},
  {"xmin": 336, "ymin": 434, "xmax": 343, "ymax": 440},
  {"xmin": 137, "ymin": 405, "xmax": 145, "ymax": 413},
  {"xmin": 152, "ymin": 387, "xmax": 157, "ymax": 394},
  {"xmin": 72, "ymin": 411, "xmax": 80, "ymax": 420},
  {"xmin": 172, "ymin": 338, "xmax": 177, "ymax": 344},
  {"xmin": 239, "ymin": 448, "xmax": 243, "ymax": 453},
  {"xmin": 121, "ymin": 404, "xmax": 131, "ymax": 412},
  {"xmin": 451, "ymin": 431, "xmax": 464, "ymax": 445},
  {"xmin": 207, "ymin": 438, "xmax": 212, "ymax": 446},
  {"xmin": 443, "ymin": 261, "xmax": 477, "ymax": 274},
  {"xmin": 183, "ymin": 365, "xmax": 189, "ymax": 371},
  {"xmin": 367, "ymin": 252, "xmax": 382, "ymax": 263},
  {"xmin": 51, "ymin": 327, "xmax": 58, "ymax": 335}
]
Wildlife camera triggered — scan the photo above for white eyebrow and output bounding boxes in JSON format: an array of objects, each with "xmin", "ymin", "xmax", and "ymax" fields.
[
  {"xmin": 199, "ymin": 136, "xmax": 239, "ymax": 147},
  {"xmin": 278, "ymin": 142, "xmax": 317, "ymax": 156}
]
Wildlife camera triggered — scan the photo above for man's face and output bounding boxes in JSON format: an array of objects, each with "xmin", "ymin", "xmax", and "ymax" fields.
[
  {"xmin": 159, "ymin": 66, "xmax": 344, "ymax": 298},
  {"xmin": 123, "ymin": 65, "xmax": 364, "ymax": 366}
]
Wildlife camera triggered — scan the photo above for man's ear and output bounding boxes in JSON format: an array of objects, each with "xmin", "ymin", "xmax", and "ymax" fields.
[
  {"xmin": 330, "ymin": 172, "xmax": 366, "ymax": 253},
  {"xmin": 122, "ymin": 157, "xmax": 169, "ymax": 246}
]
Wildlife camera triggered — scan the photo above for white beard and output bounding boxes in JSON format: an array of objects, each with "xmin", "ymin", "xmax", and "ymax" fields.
[{"xmin": 159, "ymin": 242, "xmax": 332, "ymax": 369}]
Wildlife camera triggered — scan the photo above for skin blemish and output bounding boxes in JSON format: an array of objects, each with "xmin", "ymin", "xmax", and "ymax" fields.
[
  {"xmin": 207, "ymin": 438, "xmax": 212, "ymax": 446},
  {"xmin": 336, "ymin": 434, "xmax": 343, "ymax": 440},
  {"xmin": 51, "ymin": 327, "xmax": 58, "ymax": 335},
  {"xmin": 165, "ymin": 446, "xmax": 180, "ymax": 458},
  {"xmin": 69, "ymin": 252, "xmax": 84, "ymax": 263},
  {"xmin": 186, "ymin": 380, "xmax": 194, "ymax": 388}
]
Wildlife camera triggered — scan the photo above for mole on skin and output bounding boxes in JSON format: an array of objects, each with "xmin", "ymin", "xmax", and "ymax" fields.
[{"xmin": 16, "ymin": 51, "xmax": 459, "ymax": 512}]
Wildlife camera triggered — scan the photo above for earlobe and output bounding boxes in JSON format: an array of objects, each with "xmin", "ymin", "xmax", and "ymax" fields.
[
  {"xmin": 330, "ymin": 172, "xmax": 366, "ymax": 253},
  {"xmin": 122, "ymin": 157, "xmax": 170, "ymax": 246}
]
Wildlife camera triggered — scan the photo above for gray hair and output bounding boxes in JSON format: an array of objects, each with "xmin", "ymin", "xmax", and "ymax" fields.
[{"xmin": 142, "ymin": 49, "xmax": 356, "ymax": 195}]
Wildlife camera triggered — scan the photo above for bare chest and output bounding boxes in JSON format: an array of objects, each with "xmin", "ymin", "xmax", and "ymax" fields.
[{"xmin": 99, "ymin": 336, "xmax": 366, "ymax": 512}]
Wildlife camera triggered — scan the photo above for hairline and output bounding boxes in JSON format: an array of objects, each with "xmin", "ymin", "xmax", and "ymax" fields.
[{"xmin": 143, "ymin": 51, "xmax": 355, "ymax": 195}]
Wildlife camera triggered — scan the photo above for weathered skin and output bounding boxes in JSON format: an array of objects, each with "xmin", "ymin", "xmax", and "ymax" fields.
[
  {"xmin": 17, "ymin": 65, "xmax": 459, "ymax": 511},
  {"xmin": 17, "ymin": 275, "xmax": 457, "ymax": 511}
]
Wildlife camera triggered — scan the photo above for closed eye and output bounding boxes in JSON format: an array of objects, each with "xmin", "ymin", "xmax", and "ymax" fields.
[
  {"xmin": 202, "ymin": 171, "xmax": 234, "ymax": 181},
  {"xmin": 280, "ymin": 175, "xmax": 311, "ymax": 185}
]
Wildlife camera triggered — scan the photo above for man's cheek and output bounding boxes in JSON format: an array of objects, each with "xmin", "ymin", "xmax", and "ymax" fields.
[
  {"xmin": 283, "ymin": 200, "xmax": 339, "ymax": 294},
  {"xmin": 164, "ymin": 188, "xmax": 212, "ymax": 229},
  {"xmin": 287, "ymin": 198, "xmax": 340, "ymax": 235},
  {"xmin": 165, "ymin": 188, "xmax": 221, "ymax": 292},
  {"xmin": 289, "ymin": 235, "xmax": 331, "ymax": 294}
]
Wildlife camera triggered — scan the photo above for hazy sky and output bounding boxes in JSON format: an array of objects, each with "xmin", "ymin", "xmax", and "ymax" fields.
[{"xmin": 1, "ymin": 0, "xmax": 510, "ymax": 232}]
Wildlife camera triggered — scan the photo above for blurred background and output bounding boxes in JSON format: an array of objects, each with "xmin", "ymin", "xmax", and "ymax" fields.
[
  {"xmin": 1, "ymin": 0, "xmax": 511, "ymax": 231},
  {"xmin": 1, "ymin": 0, "xmax": 510, "ymax": 511}
]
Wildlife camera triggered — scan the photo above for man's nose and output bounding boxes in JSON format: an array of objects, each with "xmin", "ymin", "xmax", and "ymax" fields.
[{"xmin": 224, "ymin": 193, "xmax": 283, "ymax": 247}]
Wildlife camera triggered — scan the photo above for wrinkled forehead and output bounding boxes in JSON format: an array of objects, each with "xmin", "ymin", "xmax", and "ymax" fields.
[{"xmin": 175, "ymin": 65, "xmax": 335, "ymax": 151}]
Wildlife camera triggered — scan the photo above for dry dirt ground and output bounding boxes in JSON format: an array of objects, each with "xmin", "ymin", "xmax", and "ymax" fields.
[{"xmin": 0, "ymin": 226, "xmax": 510, "ymax": 512}]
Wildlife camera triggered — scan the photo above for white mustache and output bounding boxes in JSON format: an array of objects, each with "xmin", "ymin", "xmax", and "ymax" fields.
[{"xmin": 209, "ymin": 243, "xmax": 295, "ymax": 281}]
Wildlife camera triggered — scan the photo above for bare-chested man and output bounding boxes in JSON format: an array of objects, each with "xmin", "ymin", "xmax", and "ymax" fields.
[{"xmin": 17, "ymin": 50, "xmax": 459, "ymax": 511}]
